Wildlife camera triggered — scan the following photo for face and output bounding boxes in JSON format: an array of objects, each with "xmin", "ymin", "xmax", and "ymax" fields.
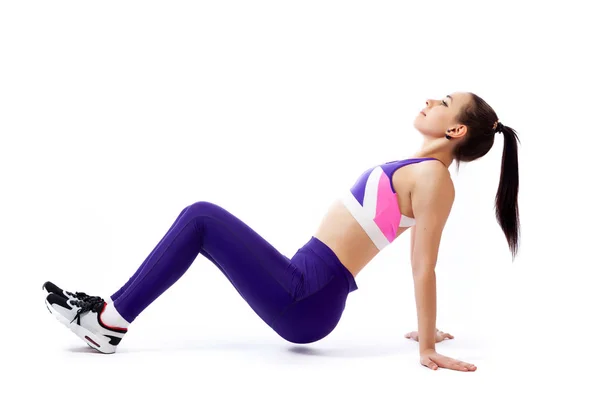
[{"xmin": 413, "ymin": 92, "xmax": 472, "ymax": 139}]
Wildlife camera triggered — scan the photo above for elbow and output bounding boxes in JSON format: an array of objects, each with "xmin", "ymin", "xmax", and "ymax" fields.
[{"xmin": 411, "ymin": 261, "xmax": 437, "ymax": 277}]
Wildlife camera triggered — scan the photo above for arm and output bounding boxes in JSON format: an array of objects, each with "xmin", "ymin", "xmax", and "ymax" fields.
[
  {"xmin": 410, "ymin": 168, "xmax": 454, "ymax": 354},
  {"xmin": 410, "ymin": 221, "xmax": 417, "ymax": 263}
]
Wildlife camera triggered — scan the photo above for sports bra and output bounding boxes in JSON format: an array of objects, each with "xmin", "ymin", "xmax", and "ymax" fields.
[{"xmin": 339, "ymin": 157, "xmax": 439, "ymax": 251}]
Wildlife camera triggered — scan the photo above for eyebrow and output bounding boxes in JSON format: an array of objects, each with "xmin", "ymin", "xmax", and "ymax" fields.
[{"xmin": 445, "ymin": 95, "xmax": 453, "ymax": 103}]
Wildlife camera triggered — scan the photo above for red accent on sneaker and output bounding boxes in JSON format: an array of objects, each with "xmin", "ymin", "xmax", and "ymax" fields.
[
  {"xmin": 85, "ymin": 336, "xmax": 100, "ymax": 347},
  {"xmin": 98, "ymin": 302, "xmax": 128, "ymax": 333}
]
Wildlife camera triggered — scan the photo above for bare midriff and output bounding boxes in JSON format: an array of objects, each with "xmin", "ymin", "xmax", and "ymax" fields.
[
  {"xmin": 313, "ymin": 199, "xmax": 411, "ymax": 277},
  {"xmin": 313, "ymin": 164, "xmax": 417, "ymax": 278}
]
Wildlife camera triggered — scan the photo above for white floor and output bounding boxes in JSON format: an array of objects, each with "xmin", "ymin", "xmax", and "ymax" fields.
[
  {"xmin": 12, "ymin": 327, "xmax": 593, "ymax": 399},
  {"xmin": 10, "ymin": 270, "xmax": 597, "ymax": 400}
]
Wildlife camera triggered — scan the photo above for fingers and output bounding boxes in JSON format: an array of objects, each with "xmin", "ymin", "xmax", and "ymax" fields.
[
  {"xmin": 437, "ymin": 357, "xmax": 477, "ymax": 372},
  {"xmin": 437, "ymin": 330, "xmax": 454, "ymax": 340},
  {"xmin": 437, "ymin": 330, "xmax": 454, "ymax": 342},
  {"xmin": 455, "ymin": 362, "xmax": 477, "ymax": 372},
  {"xmin": 435, "ymin": 331, "xmax": 454, "ymax": 342},
  {"xmin": 463, "ymin": 363, "xmax": 477, "ymax": 371},
  {"xmin": 421, "ymin": 353, "xmax": 476, "ymax": 372},
  {"xmin": 422, "ymin": 360, "xmax": 438, "ymax": 370},
  {"xmin": 404, "ymin": 331, "xmax": 419, "ymax": 341}
]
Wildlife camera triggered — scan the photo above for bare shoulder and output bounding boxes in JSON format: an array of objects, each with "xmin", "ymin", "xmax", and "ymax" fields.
[
  {"xmin": 412, "ymin": 161, "xmax": 455, "ymax": 209},
  {"xmin": 410, "ymin": 161, "xmax": 454, "ymax": 266}
]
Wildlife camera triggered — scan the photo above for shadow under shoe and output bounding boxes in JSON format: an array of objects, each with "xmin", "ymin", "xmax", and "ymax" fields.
[{"xmin": 45, "ymin": 293, "xmax": 128, "ymax": 354}]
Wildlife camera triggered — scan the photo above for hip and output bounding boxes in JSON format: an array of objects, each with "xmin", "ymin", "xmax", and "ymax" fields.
[
  {"xmin": 291, "ymin": 235, "xmax": 358, "ymax": 300},
  {"xmin": 270, "ymin": 236, "xmax": 359, "ymax": 343}
]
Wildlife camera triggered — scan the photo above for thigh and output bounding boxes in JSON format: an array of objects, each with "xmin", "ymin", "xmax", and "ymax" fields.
[
  {"xmin": 189, "ymin": 201, "xmax": 303, "ymax": 325},
  {"xmin": 271, "ymin": 271, "xmax": 350, "ymax": 344}
]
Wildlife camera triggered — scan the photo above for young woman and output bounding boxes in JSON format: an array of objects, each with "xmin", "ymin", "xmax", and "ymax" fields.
[{"xmin": 43, "ymin": 91, "xmax": 520, "ymax": 372}]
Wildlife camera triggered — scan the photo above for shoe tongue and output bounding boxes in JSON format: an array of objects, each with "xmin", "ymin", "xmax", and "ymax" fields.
[
  {"xmin": 86, "ymin": 296, "xmax": 104, "ymax": 305},
  {"xmin": 78, "ymin": 296, "xmax": 105, "ymax": 313}
]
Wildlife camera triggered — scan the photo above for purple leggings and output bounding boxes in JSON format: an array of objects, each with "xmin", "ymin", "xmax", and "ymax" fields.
[{"xmin": 110, "ymin": 201, "xmax": 358, "ymax": 344}]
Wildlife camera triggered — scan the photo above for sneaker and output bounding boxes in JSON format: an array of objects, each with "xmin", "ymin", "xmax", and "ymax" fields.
[
  {"xmin": 42, "ymin": 281, "xmax": 93, "ymax": 302},
  {"xmin": 45, "ymin": 293, "xmax": 128, "ymax": 354}
]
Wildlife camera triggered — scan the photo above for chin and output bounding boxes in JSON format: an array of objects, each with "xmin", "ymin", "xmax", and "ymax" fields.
[{"xmin": 412, "ymin": 120, "xmax": 425, "ymax": 135}]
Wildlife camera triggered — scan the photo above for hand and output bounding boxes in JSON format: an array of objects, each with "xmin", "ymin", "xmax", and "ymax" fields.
[
  {"xmin": 404, "ymin": 328, "xmax": 454, "ymax": 343},
  {"xmin": 420, "ymin": 349, "xmax": 477, "ymax": 372}
]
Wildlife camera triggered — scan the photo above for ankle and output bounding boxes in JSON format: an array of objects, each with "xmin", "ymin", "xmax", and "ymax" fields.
[{"xmin": 100, "ymin": 301, "xmax": 130, "ymax": 329}]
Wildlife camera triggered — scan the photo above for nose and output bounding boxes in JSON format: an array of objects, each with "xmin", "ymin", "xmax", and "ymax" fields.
[{"xmin": 425, "ymin": 98, "xmax": 440, "ymax": 108}]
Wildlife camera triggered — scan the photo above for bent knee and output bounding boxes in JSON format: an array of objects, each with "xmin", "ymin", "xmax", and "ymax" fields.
[{"xmin": 186, "ymin": 200, "xmax": 221, "ymax": 213}]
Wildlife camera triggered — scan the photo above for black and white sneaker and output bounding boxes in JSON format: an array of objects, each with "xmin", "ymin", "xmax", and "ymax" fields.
[
  {"xmin": 45, "ymin": 293, "xmax": 128, "ymax": 354},
  {"xmin": 42, "ymin": 281, "xmax": 93, "ymax": 302}
]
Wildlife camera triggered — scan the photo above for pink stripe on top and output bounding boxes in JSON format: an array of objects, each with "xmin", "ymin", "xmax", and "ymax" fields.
[
  {"xmin": 373, "ymin": 171, "xmax": 401, "ymax": 242},
  {"xmin": 340, "ymin": 157, "xmax": 439, "ymax": 250}
]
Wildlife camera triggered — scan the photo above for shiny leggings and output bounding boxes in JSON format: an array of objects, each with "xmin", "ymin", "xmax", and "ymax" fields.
[{"xmin": 110, "ymin": 201, "xmax": 358, "ymax": 344}]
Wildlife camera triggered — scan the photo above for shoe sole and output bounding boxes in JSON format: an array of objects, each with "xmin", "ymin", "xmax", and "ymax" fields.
[
  {"xmin": 43, "ymin": 286, "xmax": 96, "ymax": 351},
  {"xmin": 45, "ymin": 299, "xmax": 117, "ymax": 354}
]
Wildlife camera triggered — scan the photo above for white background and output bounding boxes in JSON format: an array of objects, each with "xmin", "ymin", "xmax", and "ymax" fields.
[{"xmin": 2, "ymin": 0, "xmax": 599, "ymax": 398}]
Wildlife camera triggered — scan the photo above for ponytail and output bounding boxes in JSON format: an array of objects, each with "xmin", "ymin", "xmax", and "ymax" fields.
[{"xmin": 494, "ymin": 124, "xmax": 521, "ymax": 260}]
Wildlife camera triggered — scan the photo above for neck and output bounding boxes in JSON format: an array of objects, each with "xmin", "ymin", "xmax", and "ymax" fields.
[{"xmin": 411, "ymin": 137, "xmax": 454, "ymax": 169}]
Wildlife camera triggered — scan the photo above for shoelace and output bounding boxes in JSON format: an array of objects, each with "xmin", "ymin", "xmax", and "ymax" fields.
[
  {"xmin": 69, "ymin": 296, "xmax": 105, "ymax": 325},
  {"xmin": 65, "ymin": 291, "xmax": 91, "ymax": 301}
]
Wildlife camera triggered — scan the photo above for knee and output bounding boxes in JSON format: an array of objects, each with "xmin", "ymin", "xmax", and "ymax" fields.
[{"xmin": 186, "ymin": 201, "xmax": 219, "ymax": 213}]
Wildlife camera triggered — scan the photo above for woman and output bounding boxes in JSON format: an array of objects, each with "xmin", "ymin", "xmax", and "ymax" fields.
[{"xmin": 43, "ymin": 91, "xmax": 520, "ymax": 372}]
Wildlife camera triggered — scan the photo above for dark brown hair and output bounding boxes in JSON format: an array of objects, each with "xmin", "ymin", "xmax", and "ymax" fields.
[{"xmin": 453, "ymin": 93, "xmax": 521, "ymax": 260}]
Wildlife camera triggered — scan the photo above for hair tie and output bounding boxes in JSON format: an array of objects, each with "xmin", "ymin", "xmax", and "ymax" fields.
[{"xmin": 493, "ymin": 121, "xmax": 504, "ymax": 134}]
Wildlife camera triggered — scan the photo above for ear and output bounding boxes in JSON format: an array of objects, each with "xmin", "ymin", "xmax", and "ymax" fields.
[{"xmin": 454, "ymin": 124, "xmax": 468, "ymax": 138}]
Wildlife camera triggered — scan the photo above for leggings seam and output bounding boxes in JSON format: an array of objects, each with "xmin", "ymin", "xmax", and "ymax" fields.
[
  {"xmin": 115, "ymin": 217, "xmax": 200, "ymax": 305},
  {"xmin": 115, "ymin": 211, "xmax": 297, "ymax": 307},
  {"xmin": 302, "ymin": 244, "xmax": 354, "ymax": 294}
]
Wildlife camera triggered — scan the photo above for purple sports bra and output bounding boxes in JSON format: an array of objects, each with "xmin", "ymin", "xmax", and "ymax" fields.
[{"xmin": 339, "ymin": 157, "xmax": 438, "ymax": 250}]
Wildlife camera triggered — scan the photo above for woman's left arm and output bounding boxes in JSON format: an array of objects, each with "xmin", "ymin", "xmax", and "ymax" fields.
[{"xmin": 410, "ymin": 166, "xmax": 455, "ymax": 354}]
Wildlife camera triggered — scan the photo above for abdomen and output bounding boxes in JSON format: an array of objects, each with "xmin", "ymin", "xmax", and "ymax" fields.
[{"xmin": 313, "ymin": 199, "xmax": 383, "ymax": 277}]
